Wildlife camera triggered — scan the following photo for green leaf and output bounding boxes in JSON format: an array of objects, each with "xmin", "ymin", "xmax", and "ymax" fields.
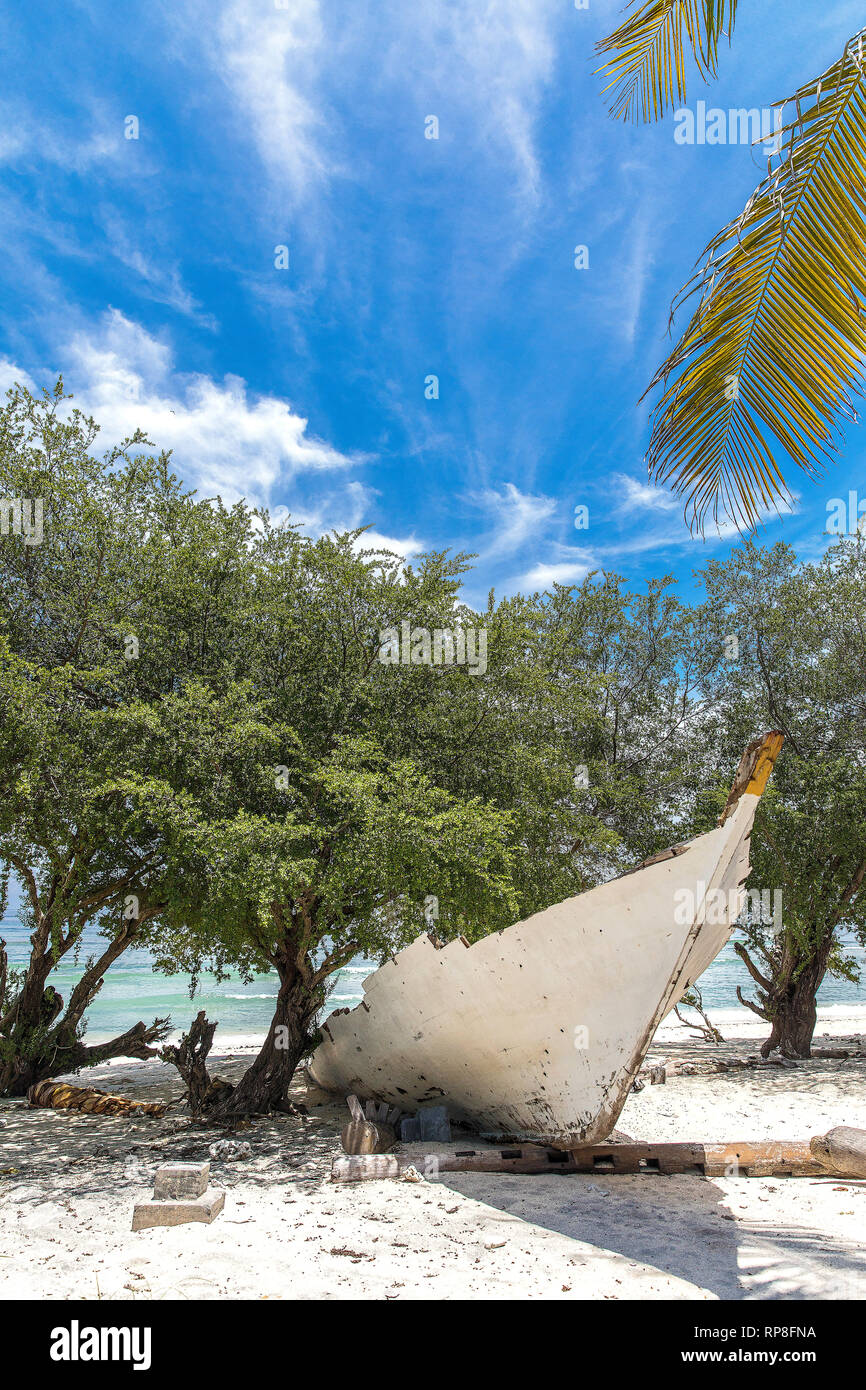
[
  {"xmin": 644, "ymin": 29, "xmax": 866, "ymax": 533},
  {"xmin": 596, "ymin": 0, "xmax": 738, "ymax": 123}
]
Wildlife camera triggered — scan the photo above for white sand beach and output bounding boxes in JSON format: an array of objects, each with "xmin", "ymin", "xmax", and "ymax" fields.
[{"xmin": 1, "ymin": 1005, "xmax": 864, "ymax": 1302}]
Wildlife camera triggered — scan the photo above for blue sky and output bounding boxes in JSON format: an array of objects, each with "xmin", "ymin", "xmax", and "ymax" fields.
[{"xmin": 1, "ymin": 0, "xmax": 865, "ymax": 609}]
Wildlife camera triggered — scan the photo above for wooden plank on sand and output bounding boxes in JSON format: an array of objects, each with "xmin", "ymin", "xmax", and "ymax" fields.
[{"xmin": 331, "ymin": 1139, "xmax": 829, "ymax": 1182}]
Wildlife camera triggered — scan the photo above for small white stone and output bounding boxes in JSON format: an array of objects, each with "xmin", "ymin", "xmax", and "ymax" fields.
[{"xmin": 208, "ymin": 1140, "xmax": 251, "ymax": 1162}]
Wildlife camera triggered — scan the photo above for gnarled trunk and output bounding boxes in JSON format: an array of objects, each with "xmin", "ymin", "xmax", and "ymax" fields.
[
  {"xmin": 0, "ymin": 1012, "xmax": 171, "ymax": 1095},
  {"xmin": 0, "ymin": 976, "xmax": 62, "ymax": 1094},
  {"xmin": 0, "ymin": 937, "xmax": 169, "ymax": 1095},
  {"xmin": 736, "ymin": 933, "xmax": 831, "ymax": 1061},
  {"xmin": 160, "ymin": 1010, "xmax": 229, "ymax": 1115},
  {"xmin": 206, "ymin": 970, "xmax": 321, "ymax": 1120},
  {"xmin": 759, "ymin": 965, "xmax": 822, "ymax": 1059}
]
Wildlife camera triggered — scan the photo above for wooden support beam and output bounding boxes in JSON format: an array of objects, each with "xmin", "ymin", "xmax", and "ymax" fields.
[
  {"xmin": 331, "ymin": 1139, "xmax": 829, "ymax": 1183},
  {"xmin": 568, "ymin": 1140, "xmax": 821, "ymax": 1177}
]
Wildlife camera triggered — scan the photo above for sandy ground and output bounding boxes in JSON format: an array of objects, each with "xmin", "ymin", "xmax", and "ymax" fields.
[{"xmin": 1, "ymin": 1007, "xmax": 865, "ymax": 1301}]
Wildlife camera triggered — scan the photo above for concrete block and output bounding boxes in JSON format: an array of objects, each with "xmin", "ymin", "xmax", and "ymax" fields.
[
  {"xmin": 153, "ymin": 1162, "xmax": 210, "ymax": 1200},
  {"xmin": 418, "ymin": 1106, "xmax": 450, "ymax": 1142},
  {"xmin": 132, "ymin": 1189, "xmax": 225, "ymax": 1230}
]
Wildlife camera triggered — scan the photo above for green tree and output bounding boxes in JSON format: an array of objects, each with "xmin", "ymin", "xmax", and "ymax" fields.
[
  {"xmin": 134, "ymin": 530, "xmax": 626, "ymax": 1117},
  {"xmin": 526, "ymin": 569, "xmax": 723, "ymax": 869},
  {"xmin": 598, "ymin": 5, "xmax": 866, "ymax": 532},
  {"xmin": 0, "ymin": 381, "xmax": 253, "ymax": 1093},
  {"xmin": 139, "ymin": 541, "xmax": 723, "ymax": 1118},
  {"xmin": 694, "ymin": 538, "xmax": 866, "ymax": 1055},
  {"xmin": 1, "ymin": 381, "xmax": 759, "ymax": 1114}
]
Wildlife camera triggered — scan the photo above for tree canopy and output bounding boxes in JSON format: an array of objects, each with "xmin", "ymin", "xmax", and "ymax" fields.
[{"xmin": 4, "ymin": 381, "xmax": 862, "ymax": 1102}]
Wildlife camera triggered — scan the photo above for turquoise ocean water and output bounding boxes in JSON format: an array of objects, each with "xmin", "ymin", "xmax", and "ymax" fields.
[{"xmin": 2, "ymin": 916, "xmax": 864, "ymax": 1045}]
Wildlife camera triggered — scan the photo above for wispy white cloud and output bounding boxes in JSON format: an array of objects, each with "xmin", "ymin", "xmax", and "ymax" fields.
[
  {"xmin": 476, "ymin": 482, "xmax": 558, "ymax": 557},
  {"xmin": 615, "ymin": 472, "xmax": 679, "ymax": 513},
  {"xmin": 617, "ymin": 183, "xmax": 661, "ymax": 348},
  {"xmin": 211, "ymin": 0, "xmax": 560, "ymax": 208},
  {"xmin": 590, "ymin": 472, "xmax": 800, "ymax": 559},
  {"xmin": 520, "ymin": 558, "xmax": 592, "ymax": 590},
  {"xmin": 352, "ymin": 529, "xmax": 426, "ymax": 560},
  {"xmin": 407, "ymin": 0, "xmax": 559, "ymax": 203},
  {"xmin": 216, "ymin": 0, "xmax": 331, "ymax": 203},
  {"xmin": 0, "ymin": 99, "xmax": 126, "ymax": 173},
  {"xmin": 99, "ymin": 215, "xmax": 216, "ymax": 328},
  {"xmin": 278, "ymin": 479, "xmax": 425, "ymax": 556}
]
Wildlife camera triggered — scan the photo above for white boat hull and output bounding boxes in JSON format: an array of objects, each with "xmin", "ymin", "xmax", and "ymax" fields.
[{"xmin": 310, "ymin": 750, "xmax": 778, "ymax": 1146}]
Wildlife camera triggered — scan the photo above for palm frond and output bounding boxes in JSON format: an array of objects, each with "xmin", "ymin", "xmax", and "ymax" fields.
[
  {"xmin": 596, "ymin": 0, "xmax": 737, "ymax": 122},
  {"xmin": 644, "ymin": 30, "xmax": 866, "ymax": 535}
]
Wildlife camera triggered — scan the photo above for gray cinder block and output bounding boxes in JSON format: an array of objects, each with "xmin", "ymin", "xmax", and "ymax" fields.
[
  {"xmin": 132, "ymin": 1190, "xmax": 225, "ymax": 1230},
  {"xmin": 418, "ymin": 1106, "xmax": 450, "ymax": 1142},
  {"xmin": 153, "ymin": 1162, "xmax": 210, "ymax": 1200}
]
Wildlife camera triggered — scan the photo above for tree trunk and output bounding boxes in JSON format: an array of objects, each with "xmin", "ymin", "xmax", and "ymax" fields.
[
  {"xmin": 759, "ymin": 958, "xmax": 825, "ymax": 1059},
  {"xmin": 208, "ymin": 971, "xmax": 319, "ymax": 1120},
  {"xmin": 736, "ymin": 928, "xmax": 832, "ymax": 1063},
  {"xmin": 160, "ymin": 1010, "xmax": 226, "ymax": 1117},
  {"xmin": 0, "ymin": 1014, "xmax": 171, "ymax": 1096},
  {"xmin": 1, "ymin": 927, "xmax": 170, "ymax": 1096},
  {"xmin": 0, "ymin": 1046, "xmax": 44, "ymax": 1097}
]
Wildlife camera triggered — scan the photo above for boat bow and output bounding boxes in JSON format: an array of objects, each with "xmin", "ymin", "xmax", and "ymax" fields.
[{"xmin": 309, "ymin": 733, "xmax": 785, "ymax": 1145}]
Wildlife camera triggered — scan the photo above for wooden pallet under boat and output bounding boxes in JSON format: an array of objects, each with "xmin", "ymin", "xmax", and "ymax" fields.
[
  {"xmin": 331, "ymin": 1140, "xmax": 824, "ymax": 1183},
  {"xmin": 309, "ymin": 733, "xmax": 784, "ymax": 1147}
]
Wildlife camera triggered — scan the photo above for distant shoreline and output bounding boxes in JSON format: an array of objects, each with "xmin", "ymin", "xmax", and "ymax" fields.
[{"xmin": 83, "ymin": 1000, "xmax": 866, "ymax": 1058}]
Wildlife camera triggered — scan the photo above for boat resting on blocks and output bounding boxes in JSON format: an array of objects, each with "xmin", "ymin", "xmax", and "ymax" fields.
[{"xmin": 309, "ymin": 732, "xmax": 784, "ymax": 1147}]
